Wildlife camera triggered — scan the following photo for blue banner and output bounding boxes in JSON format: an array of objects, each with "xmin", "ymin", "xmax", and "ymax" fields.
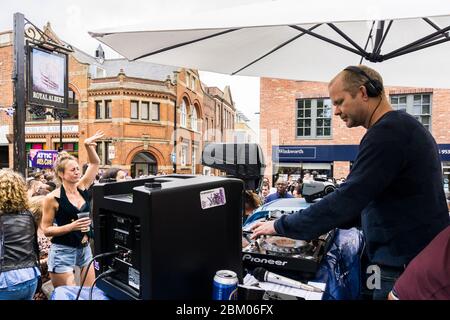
[{"xmin": 29, "ymin": 149, "xmax": 58, "ymax": 168}]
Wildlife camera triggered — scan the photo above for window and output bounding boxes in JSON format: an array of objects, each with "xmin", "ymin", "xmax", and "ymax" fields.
[
  {"xmin": 151, "ymin": 102, "xmax": 160, "ymax": 121},
  {"xmin": 181, "ymin": 100, "xmax": 187, "ymax": 127},
  {"xmin": 181, "ymin": 144, "xmax": 188, "ymax": 166},
  {"xmin": 192, "ymin": 146, "xmax": 198, "ymax": 174},
  {"xmin": 105, "ymin": 100, "xmax": 112, "ymax": 119},
  {"xmin": 54, "ymin": 142, "xmax": 79, "ymax": 158},
  {"xmin": 67, "ymin": 89, "xmax": 79, "ymax": 120},
  {"xmin": 141, "ymin": 102, "xmax": 149, "ymax": 120},
  {"xmin": 296, "ymin": 98, "xmax": 332, "ymax": 138},
  {"xmin": 95, "ymin": 100, "xmax": 111, "ymax": 120},
  {"xmin": 96, "ymin": 141, "xmax": 112, "ymax": 165},
  {"xmin": 191, "ymin": 75, "xmax": 196, "ymax": 91},
  {"xmin": 131, "ymin": 101, "xmax": 139, "ymax": 119},
  {"xmin": 191, "ymin": 107, "xmax": 198, "ymax": 131},
  {"xmin": 390, "ymin": 94, "xmax": 432, "ymax": 130},
  {"xmin": 95, "ymin": 101, "xmax": 102, "ymax": 119}
]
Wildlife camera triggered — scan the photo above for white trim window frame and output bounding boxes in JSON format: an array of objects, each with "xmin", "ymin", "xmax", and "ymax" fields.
[
  {"xmin": 390, "ymin": 94, "xmax": 432, "ymax": 131},
  {"xmin": 181, "ymin": 100, "xmax": 187, "ymax": 127},
  {"xmin": 296, "ymin": 98, "xmax": 332, "ymax": 138}
]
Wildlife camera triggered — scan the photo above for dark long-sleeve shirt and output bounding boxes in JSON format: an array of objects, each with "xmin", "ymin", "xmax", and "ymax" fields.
[{"xmin": 275, "ymin": 111, "xmax": 449, "ymax": 267}]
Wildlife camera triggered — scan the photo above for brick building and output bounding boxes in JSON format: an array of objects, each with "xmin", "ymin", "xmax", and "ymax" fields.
[
  {"xmin": 0, "ymin": 24, "xmax": 236, "ymax": 176},
  {"xmin": 260, "ymin": 78, "xmax": 450, "ymax": 184}
]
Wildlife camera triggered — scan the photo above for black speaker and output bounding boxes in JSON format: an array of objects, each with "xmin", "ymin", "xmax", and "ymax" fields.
[
  {"xmin": 344, "ymin": 66, "xmax": 383, "ymax": 97},
  {"xmin": 92, "ymin": 175, "xmax": 244, "ymax": 300}
]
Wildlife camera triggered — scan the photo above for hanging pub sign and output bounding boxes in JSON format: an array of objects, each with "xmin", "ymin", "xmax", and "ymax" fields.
[
  {"xmin": 27, "ymin": 46, "xmax": 68, "ymax": 108},
  {"xmin": 29, "ymin": 149, "xmax": 59, "ymax": 169}
]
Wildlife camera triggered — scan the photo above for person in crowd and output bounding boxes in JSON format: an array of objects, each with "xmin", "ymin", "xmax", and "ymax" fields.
[
  {"xmin": 99, "ymin": 167, "xmax": 127, "ymax": 183},
  {"xmin": 388, "ymin": 225, "xmax": 450, "ymax": 300},
  {"xmin": 29, "ymin": 196, "xmax": 52, "ymax": 300},
  {"xmin": 262, "ymin": 177, "xmax": 276, "ymax": 194},
  {"xmin": 259, "ymin": 183, "xmax": 270, "ymax": 203},
  {"xmin": 45, "ymin": 181, "xmax": 57, "ymax": 192},
  {"xmin": 292, "ymin": 178, "xmax": 303, "ymax": 198},
  {"xmin": 0, "ymin": 169, "xmax": 41, "ymax": 300},
  {"xmin": 243, "ymin": 190, "xmax": 262, "ymax": 223},
  {"xmin": 252, "ymin": 65, "xmax": 449, "ymax": 299},
  {"xmin": 42, "ymin": 131, "xmax": 104, "ymax": 288},
  {"xmin": 264, "ymin": 177, "xmax": 294, "ymax": 203}
]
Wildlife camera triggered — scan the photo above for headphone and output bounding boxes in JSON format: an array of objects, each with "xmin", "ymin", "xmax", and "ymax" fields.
[{"xmin": 343, "ymin": 66, "xmax": 383, "ymax": 97}]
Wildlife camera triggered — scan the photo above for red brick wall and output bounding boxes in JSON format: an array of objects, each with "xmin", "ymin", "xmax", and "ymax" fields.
[{"xmin": 0, "ymin": 40, "xmax": 14, "ymax": 167}]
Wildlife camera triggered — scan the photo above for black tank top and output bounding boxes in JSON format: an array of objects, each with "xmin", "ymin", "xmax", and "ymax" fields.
[{"xmin": 51, "ymin": 185, "xmax": 91, "ymax": 248}]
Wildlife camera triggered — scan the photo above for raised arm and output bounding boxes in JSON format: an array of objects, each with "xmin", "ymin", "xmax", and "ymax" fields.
[{"xmin": 78, "ymin": 130, "xmax": 104, "ymax": 190}]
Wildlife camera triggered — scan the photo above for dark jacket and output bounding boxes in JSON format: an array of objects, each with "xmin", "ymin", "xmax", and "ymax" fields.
[
  {"xmin": 275, "ymin": 111, "xmax": 450, "ymax": 267},
  {"xmin": 0, "ymin": 211, "xmax": 38, "ymax": 272}
]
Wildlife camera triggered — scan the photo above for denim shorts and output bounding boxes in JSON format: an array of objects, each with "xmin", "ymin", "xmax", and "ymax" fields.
[
  {"xmin": 48, "ymin": 243, "xmax": 93, "ymax": 274},
  {"xmin": 0, "ymin": 277, "xmax": 39, "ymax": 300}
]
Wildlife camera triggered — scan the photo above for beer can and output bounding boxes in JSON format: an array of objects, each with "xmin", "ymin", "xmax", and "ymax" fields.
[{"xmin": 212, "ymin": 270, "xmax": 238, "ymax": 300}]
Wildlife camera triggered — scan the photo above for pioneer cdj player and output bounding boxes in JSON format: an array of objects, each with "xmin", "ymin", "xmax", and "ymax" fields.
[{"xmin": 242, "ymin": 198, "xmax": 335, "ymax": 280}]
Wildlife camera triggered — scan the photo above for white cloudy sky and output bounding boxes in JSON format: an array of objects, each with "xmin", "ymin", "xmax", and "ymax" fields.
[{"xmin": 1, "ymin": 0, "xmax": 265, "ymax": 132}]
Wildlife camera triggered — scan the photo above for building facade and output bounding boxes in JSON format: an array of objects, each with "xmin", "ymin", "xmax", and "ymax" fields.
[
  {"xmin": 0, "ymin": 24, "xmax": 236, "ymax": 177},
  {"xmin": 260, "ymin": 78, "xmax": 450, "ymax": 184}
]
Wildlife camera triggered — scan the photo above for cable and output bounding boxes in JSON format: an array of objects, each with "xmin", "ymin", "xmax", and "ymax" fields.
[
  {"xmin": 88, "ymin": 268, "xmax": 117, "ymax": 300},
  {"xmin": 75, "ymin": 249, "xmax": 123, "ymax": 300}
]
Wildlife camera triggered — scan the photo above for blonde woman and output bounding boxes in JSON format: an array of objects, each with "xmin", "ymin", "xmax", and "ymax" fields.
[
  {"xmin": 42, "ymin": 131, "xmax": 104, "ymax": 288},
  {"xmin": 0, "ymin": 169, "xmax": 40, "ymax": 300}
]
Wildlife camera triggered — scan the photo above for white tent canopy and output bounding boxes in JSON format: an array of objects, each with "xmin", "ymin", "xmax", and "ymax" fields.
[{"xmin": 90, "ymin": 0, "xmax": 450, "ymax": 88}]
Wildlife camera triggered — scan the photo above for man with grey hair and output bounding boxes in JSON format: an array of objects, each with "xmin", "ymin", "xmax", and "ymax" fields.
[
  {"xmin": 264, "ymin": 177, "xmax": 293, "ymax": 203},
  {"xmin": 252, "ymin": 65, "xmax": 449, "ymax": 300}
]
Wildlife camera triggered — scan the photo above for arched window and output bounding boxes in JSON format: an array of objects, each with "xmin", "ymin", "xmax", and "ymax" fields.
[
  {"xmin": 191, "ymin": 106, "xmax": 197, "ymax": 131},
  {"xmin": 181, "ymin": 100, "xmax": 187, "ymax": 127}
]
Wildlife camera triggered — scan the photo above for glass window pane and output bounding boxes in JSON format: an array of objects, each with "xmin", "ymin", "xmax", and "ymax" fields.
[
  {"xmin": 391, "ymin": 96, "xmax": 398, "ymax": 104},
  {"xmin": 151, "ymin": 103, "xmax": 160, "ymax": 121},
  {"xmin": 422, "ymin": 105, "xmax": 430, "ymax": 114},
  {"xmin": 96, "ymin": 101, "xmax": 102, "ymax": 119},
  {"xmin": 105, "ymin": 101, "xmax": 112, "ymax": 119},
  {"xmin": 317, "ymin": 119, "xmax": 323, "ymax": 126},
  {"xmin": 423, "ymin": 95, "xmax": 430, "ymax": 103},
  {"xmin": 305, "ymin": 100, "xmax": 311, "ymax": 108},
  {"xmin": 413, "ymin": 95, "xmax": 421, "ymax": 102},
  {"xmin": 400, "ymin": 96, "xmax": 407, "ymax": 104},
  {"xmin": 141, "ymin": 102, "xmax": 149, "ymax": 120},
  {"xmin": 421, "ymin": 116, "xmax": 430, "ymax": 125},
  {"xmin": 131, "ymin": 101, "xmax": 139, "ymax": 119},
  {"xmin": 324, "ymin": 107, "xmax": 332, "ymax": 118},
  {"xmin": 305, "ymin": 109, "xmax": 311, "ymax": 118},
  {"xmin": 325, "ymin": 128, "xmax": 331, "ymax": 136},
  {"xmin": 317, "ymin": 100, "xmax": 323, "ymax": 108},
  {"xmin": 317, "ymin": 109, "xmax": 323, "ymax": 117},
  {"xmin": 305, "ymin": 128, "xmax": 311, "ymax": 136},
  {"xmin": 317, "ymin": 128, "xmax": 323, "ymax": 136},
  {"xmin": 298, "ymin": 109, "xmax": 304, "ymax": 118},
  {"xmin": 305, "ymin": 119, "xmax": 311, "ymax": 127},
  {"xmin": 297, "ymin": 129, "xmax": 302, "ymax": 136},
  {"xmin": 325, "ymin": 119, "xmax": 331, "ymax": 127}
]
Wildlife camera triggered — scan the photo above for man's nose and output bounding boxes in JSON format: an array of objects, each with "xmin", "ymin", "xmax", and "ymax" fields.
[{"xmin": 334, "ymin": 106, "xmax": 341, "ymax": 116}]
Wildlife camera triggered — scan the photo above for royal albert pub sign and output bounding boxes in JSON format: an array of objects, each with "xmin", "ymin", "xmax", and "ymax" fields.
[{"xmin": 27, "ymin": 46, "xmax": 68, "ymax": 108}]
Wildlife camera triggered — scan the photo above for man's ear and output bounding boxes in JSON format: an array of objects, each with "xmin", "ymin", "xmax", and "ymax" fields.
[{"xmin": 359, "ymin": 85, "xmax": 370, "ymax": 101}]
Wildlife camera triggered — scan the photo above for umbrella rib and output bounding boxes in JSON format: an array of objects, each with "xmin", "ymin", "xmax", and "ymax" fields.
[
  {"xmin": 383, "ymin": 37, "xmax": 450, "ymax": 61},
  {"xmin": 131, "ymin": 28, "xmax": 240, "ymax": 61},
  {"xmin": 289, "ymin": 25, "xmax": 363, "ymax": 57},
  {"xmin": 360, "ymin": 21, "xmax": 375, "ymax": 64},
  {"xmin": 327, "ymin": 23, "xmax": 367, "ymax": 55},
  {"xmin": 375, "ymin": 20, "xmax": 393, "ymax": 55},
  {"xmin": 423, "ymin": 18, "xmax": 450, "ymax": 39},
  {"xmin": 231, "ymin": 24, "xmax": 322, "ymax": 75},
  {"xmin": 383, "ymin": 24, "xmax": 450, "ymax": 59}
]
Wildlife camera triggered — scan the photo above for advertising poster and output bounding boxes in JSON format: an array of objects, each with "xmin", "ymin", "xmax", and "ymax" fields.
[{"xmin": 29, "ymin": 149, "xmax": 58, "ymax": 169}]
